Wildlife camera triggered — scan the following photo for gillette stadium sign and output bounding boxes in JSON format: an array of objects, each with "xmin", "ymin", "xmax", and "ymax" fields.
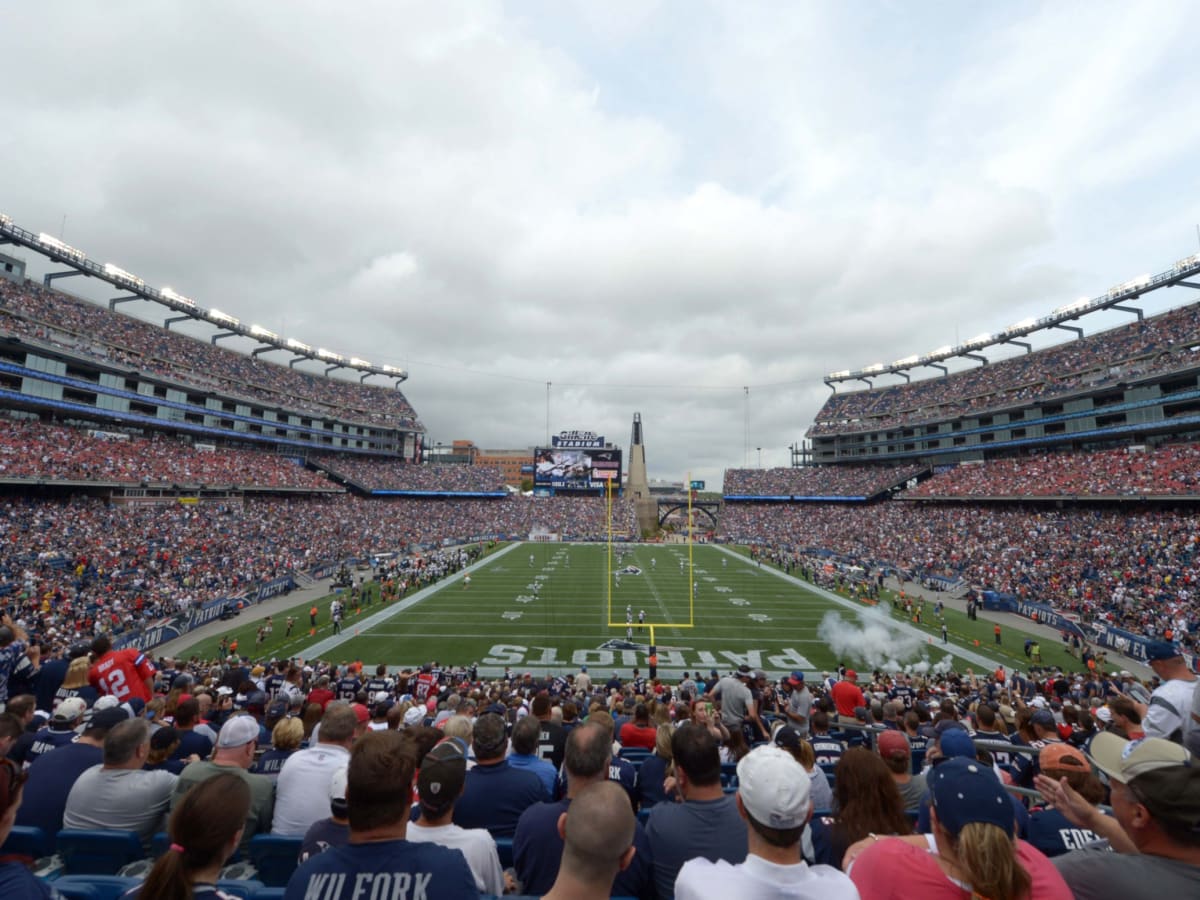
[{"xmin": 552, "ymin": 430, "xmax": 605, "ymax": 449}]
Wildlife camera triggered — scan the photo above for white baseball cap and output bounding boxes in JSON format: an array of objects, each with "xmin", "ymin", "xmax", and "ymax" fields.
[
  {"xmin": 736, "ymin": 744, "xmax": 811, "ymax": 829},
  {"xmin": 52, "ymin": 697, "xmax": 88, "ymax": 723}
]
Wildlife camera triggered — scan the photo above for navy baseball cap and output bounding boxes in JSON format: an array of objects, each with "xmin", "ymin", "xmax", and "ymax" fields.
[
  {"xmin": 1030, "ymin": 709, "xmax": 1057, "ymax": 730},
  {"xmin": 787, "ymin": 670, "xmax": 805, "ymax": 685},
  {"xmin": 1145, "ymin": 640, "xmax": 1182, "ymax": 662},
  {"xmin": 931, "ymin": 758, "xmax": 1014, "ymax": 838},
  {"xmin": 939, "ymin": 729, "xmax": 976, "ymax": 759}
]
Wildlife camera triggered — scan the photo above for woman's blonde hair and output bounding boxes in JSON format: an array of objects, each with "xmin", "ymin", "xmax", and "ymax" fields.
[
  {"xmin": 950, "ymin": 822, "xmax": 1032, "ymax": 900},
  {"xmin": 61, "ymin": 656, "xmax": 90, "ymax": 690},
  {"xmin": 271, "ymin": 716, "xmax": 305, "ymax": 751}
]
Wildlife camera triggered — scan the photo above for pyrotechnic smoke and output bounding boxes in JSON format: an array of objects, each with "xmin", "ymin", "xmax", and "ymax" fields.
[{"xmin": 817, "ymin": 607, "xmax": 948, "ymax": 672}]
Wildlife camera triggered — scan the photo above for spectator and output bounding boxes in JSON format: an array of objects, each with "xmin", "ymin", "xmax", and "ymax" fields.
[
  {"xmin": 0, "ymin": 756, "xmax": 58, "ymax": 898},
  {"xmin": 539, "ymin": 781, "xmax": 638, "ymax": 900},
  {"xmin": 253, "ymin": 716, "xmax": 305, "ymax": 780},
  {"xmin": 126, "ymin": 772, "xmax": 251, "ymax": 900},
  {"xmin": 283, "ymin": 730, "xmax": 477, "ymax": 899},
  {"xmin": 506, "ymin": 714, "xmax": 556, "ymax": 800},
  {"xmin": 635, "ymin": 724, "xmax": 675, "ymax": 810},
  {"xmin": 406, "ymin": 738, "xmax": 504, "ymax": 896},
  {"xmin": 170, "ymin": 715, "xmax": 275, "ymax": 851},
  {"xmin": 619, "ymin": 703, "xmax": 658, "ymax": 750},
  {"xmin": 88, "ymin": 633, "xmax": 156, "ymax": 704},
  {"xmin": 774, "ymin": 726, "xmax": 834, "ymax": 813},
  {"xmin": 1140, "ymin": 641, "xmax": 1198, "ymax": 743},
  {"xmin": 453, "ymin": 712, "xmax": 544, "ymax": 837},
  {"xmin": 15, "ymin": 706, "xmax": 127, "ymax": 839},
  {"xmin": 514, "ymin": 721, "xmax": 655, "ymax": 899},
  {"xmin": 847, "ymin": 757, "xmax": 1071, "ymax": 899},
  {"xmin": 298, "ymin": 767, "xmax": 350, "ymax": 864},
  {"xmin": 811, "ymin": 748, "xmax": 913, "ymax": 870},
  {"xmin": 1025, "ymin": 743, "xmax": 1107, "ymax": 857},
  {"xmin": 675, "ymin": 744, "xmax": 858, "ymax": 899},
  {"xmin": 25, "ymin": 696, "xmax": 87, "ymax": 770},
  {"xmin": 1040, "ymin": 732, "xmax": 1200, "ymax": 896},
  {"xmin": 0, "ymin": 615, "xmax": 29, "ymax": 707},
  {"xmin": 63, "ymin": 717, "xmax": 176, "ymax": 849},
  {"xmin": 877, "ymin": 730, "xmax": 926, "ymax": 810},
  {"xmin": 272, "ymin": 704, "xmax": 357, "ymax": 836},
  {"xmin": 170, "ymin": 698, "xmax": 214, "ymax": 761},
  {"xmin": 645, "ymin": 722, "xmax": 748, "ymax": 900}
]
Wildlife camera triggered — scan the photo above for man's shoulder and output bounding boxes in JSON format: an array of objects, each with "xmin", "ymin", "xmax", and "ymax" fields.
[{"xmin": 516, "ymin": 799, "xmax": 568, "ymax": 834}]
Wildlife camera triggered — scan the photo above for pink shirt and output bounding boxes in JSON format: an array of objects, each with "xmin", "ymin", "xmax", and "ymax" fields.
[{"xmin": 849, "ymin": 835, "xmax": 1072, "ymax": 900}]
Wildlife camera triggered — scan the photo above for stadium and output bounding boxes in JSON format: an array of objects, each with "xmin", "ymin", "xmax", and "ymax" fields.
[{"xmin": 3, "ymin": 7, "xmax": 1200, "ymax": 899}]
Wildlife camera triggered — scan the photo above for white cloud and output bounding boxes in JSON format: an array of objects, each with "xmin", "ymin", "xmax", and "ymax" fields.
[{"xmin": 2, "ymin": 0, "xmax": 1199, "ymax": 484}]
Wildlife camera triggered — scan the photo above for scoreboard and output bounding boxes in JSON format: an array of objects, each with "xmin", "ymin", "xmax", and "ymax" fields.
[{"xmin": 533, "ymin": 447, "xmax": 622, "ymax": 492}]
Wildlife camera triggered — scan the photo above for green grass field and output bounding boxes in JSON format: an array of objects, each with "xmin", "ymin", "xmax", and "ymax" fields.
[{"xmin": 176, "ymin": 542, "xmax": 1085, "ymax": 677}]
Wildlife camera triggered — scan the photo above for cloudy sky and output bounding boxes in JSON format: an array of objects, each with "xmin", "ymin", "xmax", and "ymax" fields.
[{"xmin": 3, "ymin": 1, "xmax": 1200, "ymax": 484}]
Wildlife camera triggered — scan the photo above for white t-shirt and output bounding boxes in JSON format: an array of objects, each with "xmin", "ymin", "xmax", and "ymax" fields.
[
  {"xmin": 675, "ymin": 853, "xmax": 861, "ymax": 900},
  {"xmin": 271, "ymin": 743, "xmax": 350, "ymax": 836},
  {"xmin": 1146, "ymin": 677, "xmax": 1198, "ymax": 741},
  {"xmin": 406, "ymin": 821, "xmax": 504, "ymax": 895}
]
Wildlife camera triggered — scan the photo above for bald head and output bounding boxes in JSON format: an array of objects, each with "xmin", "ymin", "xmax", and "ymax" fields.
[{"xmin": 560, "ymin": 781, "xmax": 636, "ymax": 884}]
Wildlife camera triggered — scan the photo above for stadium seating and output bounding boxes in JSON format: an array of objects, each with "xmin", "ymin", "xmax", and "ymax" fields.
[
  {"xmin": 494, "ymin": 835, "xmax": 514, "ymax": 869},
  {"xmin": 53, "ymin": 829, "xmax": 144, "ymax": 875},
  {"xmin": 246, "ymin": 834, "xmax": 303, "ymax": 887},
  {"xmin": 724, "ymin": 464, "xmax": 924, "ymax": 498},
  {"xmin": 0, "ymin": 824, "xmax": 50, "ymax": 859},
  {"xmin": 43, "ymin": 875, "xmax": 139, "ymax": 900}
]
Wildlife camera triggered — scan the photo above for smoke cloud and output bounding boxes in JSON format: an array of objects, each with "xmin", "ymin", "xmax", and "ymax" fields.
[{"xmin": 817, "ymin": 607, "xmax": 954, "ymax": 673}]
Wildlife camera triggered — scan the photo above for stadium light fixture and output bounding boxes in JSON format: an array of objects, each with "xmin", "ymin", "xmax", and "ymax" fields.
[
  {"xmin": 103, "ymin": 263, "xmax": 145, "ymax": 287},
  {"xmin": 382, "ymin": 364, "xmax": 406, "ymax": 376},
  {"xmin": 286, "ymin": 338, "xmax": 311, "ymax": 352},
  {"xmin": 0, "ymin": 213, "xmax": 10, "ymax": 227},
  {"xmin": 316, "ymin": 348, "xmax": 345, "ymax": 363},
  {"xmin": 965, "ymin": 332, "xmax": 993, "ymax": 347},
  {"xmin": 892, "ymin": 355, "xmax": 920, "ymax": 367},
  {"xmin": 160, "ymin": 287, "xmax": 196, "ymax": 307},
  {"xmin": 249, "ymin": 324, "xmax": 279, "ymax": 340},
  {"xmin": 349, "ymin": 356, "xmax": 372, "ymax": 367},
  {"xmin": 862, "ymin": 363, "xmax": 884, "ymax": 373},
  {"xmin": 207, "ymin": 308, "xmax": 239, "ymax": 326},
  {"xmin": 38, "ymin": 232, "xmax": 85, "ymax": 260},
  {"xmin": 1176, "ymin": 252, "xmax": 1200, "ymax": 269},
  {"xmin": 1130, "ymin": 273, "xmax": 1151, "ymax": 287},
  {"xmin": 1053, "ymin": 297, "xmax": 1091, "ymax": 315},
  {"xmin": 929, "ymin": 345, "xmax": 953, "ymax": 357},
  {"xmin": 1005, "ymin": 317, "xmax": 1036, "ymax": 333}
]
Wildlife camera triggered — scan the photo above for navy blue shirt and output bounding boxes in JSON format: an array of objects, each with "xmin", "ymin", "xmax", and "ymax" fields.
[
  {"xmin": 253, "ymin": 748, "xmax": 295, "ymax": 779},
  {"xmin": 282, "ymin": 838, "xmax": 476, "ymax": 900},
  {"xmin": 452, "ymin": 760, "xmax": 546, "ymax": 837},
  {"xmin": 170, "ymin": 729, "xmax": 214, "ymax": 761},
  {"xmin": 15, "ymin": 740, "xmax": 102, "ymax": 836},
  {"xmin": 25, "ymin": 726, "xmax": 80, "ymax": 768},
  {"xmin": 513, "ymin": 798, "xmax": 655, "ymax": 899}
]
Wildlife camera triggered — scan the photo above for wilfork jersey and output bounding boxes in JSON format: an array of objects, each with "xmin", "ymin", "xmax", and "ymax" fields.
[
  {"xmin": 282, "ymin": 837, "xmax": 477, "ymax": 900},
  {"xmin": 88, "ymin": 648, "xmax": 156, "ymax": 703}
]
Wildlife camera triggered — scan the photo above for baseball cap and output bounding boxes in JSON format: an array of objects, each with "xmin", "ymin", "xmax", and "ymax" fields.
[
  {"xmin": 87, "ymin": 706, "xmax": 129, "ymax": 732},
  {"xmin": 1029, "ymin": 696, "xmax": 1047, "ymax": 709},
  {"xmin": 94, "ymin": 695, "xmax": 121, "ymax": 711},
  {"xmin": 938, "ymin": 729, "xmax": 976, "ymax": 759},
  {"xmin": 52, "ymin": 697, "xmax": 88, "ymax": 724},
  {"xmin": 773, "ymin": 725, "xmax": 802, "ymax": 751},
  {"xmin": 1039, "ymin": 743, "xmax": 1088, "ymax": 771},
  {"xmin": 215, "ymin": 686, "xmax": 234, "ymax": 697},
  {"xmin": 1088, "ymin": 732, "xmax": 1192, "ymax": 783},
  {"xmin": 736, "ymin": 664, "xmax": 753, "ymax": 679},
  {"xmin": 1144, "ymin": 640, "xmax": 1182, "ymax": 662},
  {"xmin": 217, "ymin": 715, "xmax": 260, "ymax": 749},
  {"xmin": 930, "ymin": 758, "xmax": 1014, "ymax": 838},
  {"xmin": 844, "ymin": 669, "xmax": 858, "ymax": 680},
  {"xmin": 787, "ymin": 670, "xmax": 805, "ymax": 686},
  {"xmin": 1030, "ymin": 709, "xmax": 1057, "ymax": 730},
  {"xmin": 266, "ymin": 699, "xmax": 288, "ymax": 720},
  {"xmin": 352, "ymin": 703, "xmax": 370, "ymax": 725},
  {"xmin": 330, "ymin": 766, "xmax": 349, "ymax": 817},
  {"xmin": 418, "ymin": 740, "xmax": 468, "ymax": 813},
  {"xmin": 877, "ymin": 730, "xmax": 911, "ymax": 760},
  {"xmin": 403, "ymin": 706, "xmax": 425, "ymax": 727},
  {"xmin": 242, "ymin": 690, "xmax": 268, "ymax": 710},
  {"xmin": 1094, "ymin": 706, "xmax": 1113, "ymax": 724},
  {"xmin": 736, "ymin": 745, "xmax": 811, "ymax": 829}
]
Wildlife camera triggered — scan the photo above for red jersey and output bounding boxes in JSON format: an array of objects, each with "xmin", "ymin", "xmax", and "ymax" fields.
[{"xmin": 88, "ymin": 648, "xmax": 157, "ymax": 703}]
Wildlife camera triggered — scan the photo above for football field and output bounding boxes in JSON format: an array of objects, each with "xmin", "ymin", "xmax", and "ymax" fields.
[{"xmin": 179, "ymin": 542, "xmax": 1027, "ymax": 677}]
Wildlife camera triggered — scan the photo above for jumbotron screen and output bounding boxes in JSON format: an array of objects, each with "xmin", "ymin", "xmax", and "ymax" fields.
[{"xmin": 533, "ymin": 447, "xmax": 622, "ymax": 491}]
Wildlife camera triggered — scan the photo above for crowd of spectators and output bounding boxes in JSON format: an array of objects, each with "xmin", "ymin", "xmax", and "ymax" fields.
[
  {"xmin": 810, "ymin": 300, "xmax": 1200, "ymax": 436},
  {"xmin": 314, "ymin": 456, "xmax": 508, "ymax": 493},
  {"xmin": 724, "ymin": 464, "xmax": 924, "ymax": 497},
  {"xmin": 0, "ymin": 491, "xmax": 636, "ymax": 646},
  {"xmin": 904, "ymin": 443, "xmax": 1200, "ymax": 498},
  {"xmin": 0, "ymin": 418, "xmax": 334, "ymax": 490},
  {"xmin": 5, "ymin": 641, "xmax": 1197, "ymax": 897},
  {"xmin": 719, "ymin": 501, "xmax": 1200, "ymax": 652},
  {"xmin": 0, "ymin": 279, "xmax": 419, "ymax": 430}
]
